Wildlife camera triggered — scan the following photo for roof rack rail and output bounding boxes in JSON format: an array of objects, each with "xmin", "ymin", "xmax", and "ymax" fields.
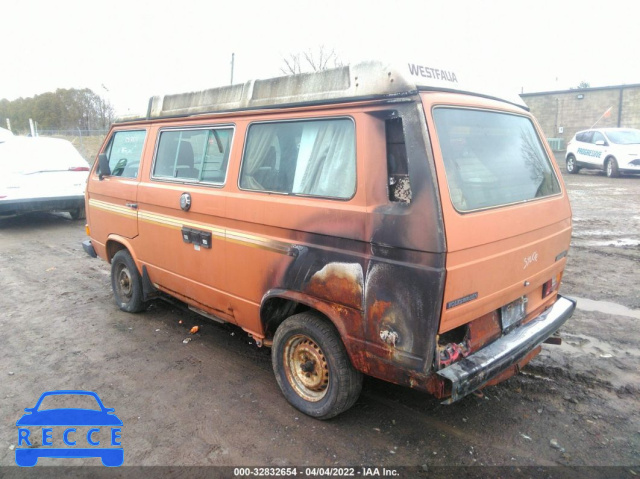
[{"xmin": 117, "ymin": 60, "xmax": 526, "ymax": 122}]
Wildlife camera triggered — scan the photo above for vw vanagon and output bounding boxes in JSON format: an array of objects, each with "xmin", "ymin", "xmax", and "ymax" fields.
[{"xmin": 83, "ymin": 61, "xmax": 576, "ymax": 419}]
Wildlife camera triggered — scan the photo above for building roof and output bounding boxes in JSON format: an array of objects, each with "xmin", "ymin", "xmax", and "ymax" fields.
[{"xmin": 521, "ymin": 83, "xmax": 640, "ymax": 97}]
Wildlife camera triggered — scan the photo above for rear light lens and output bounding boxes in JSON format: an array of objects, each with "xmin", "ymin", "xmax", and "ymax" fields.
[
  {"xmin": 542, "ymin": 272, "xmax": 563, "ymax": 298},
  {"xmin": 69, "ymin": 166, "xmax": 90, "ymax": 171}
]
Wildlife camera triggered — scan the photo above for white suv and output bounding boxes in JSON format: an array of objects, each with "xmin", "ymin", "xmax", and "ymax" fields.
[{"xmin": 565, "ymin": 128, "xmax": 640, "ymax": 177}]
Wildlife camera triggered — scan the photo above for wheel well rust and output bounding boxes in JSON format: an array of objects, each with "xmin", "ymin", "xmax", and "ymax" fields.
[
  {"xmin": 261, "ymin": 296, "xmax": 309, "ymax": 339},
  {"xmin": 106, "ymin": 240, "xmax": 127, "ymax": 263}
]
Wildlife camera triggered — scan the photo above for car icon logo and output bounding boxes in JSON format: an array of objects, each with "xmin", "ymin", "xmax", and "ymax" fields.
[{"xmin": 15, "ymin": 390, "xmax": 123, "ymax": 467}]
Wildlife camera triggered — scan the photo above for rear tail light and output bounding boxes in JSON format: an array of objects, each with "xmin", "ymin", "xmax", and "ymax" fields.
[
  {"xmin": 85, "ymin": 225, "xmax": 91, "ymax": 236},
  {"xmin": 542, "ymin": 271, "xmax": 563, "ymax": 298},
  {"xmin": 69, "ymin": 166, "xmax": 90, "ymax": 171}
]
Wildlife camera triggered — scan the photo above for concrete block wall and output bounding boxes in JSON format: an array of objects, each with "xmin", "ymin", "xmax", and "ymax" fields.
[{"xmin": 521, "ymin": 84, "xmax": 640, "ymax": 149}]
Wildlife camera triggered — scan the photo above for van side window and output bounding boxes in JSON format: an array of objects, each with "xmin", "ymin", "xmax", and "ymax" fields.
[
  {"xmin": 239, "ymin": 118, "xmax": 356, "ymax": 199},
  {"xmin": 103, "ymin": 130, "xmax": 146, "ymax": 178},
  {"xmin": 153, "ymin": 127, "xmax": 233, "ymax": 184},
  {"xmin": 386, "ymin": 117, "xmax": 411, "ymax": 203}
]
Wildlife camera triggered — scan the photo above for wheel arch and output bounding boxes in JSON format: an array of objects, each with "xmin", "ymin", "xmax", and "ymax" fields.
[
  {"xmin": 105, "ymin": 235, "xmax": 139, "ymax": 265},
  {"xmin": 260, "ymin": 289, "xmax": 362, "ymax": 365}
]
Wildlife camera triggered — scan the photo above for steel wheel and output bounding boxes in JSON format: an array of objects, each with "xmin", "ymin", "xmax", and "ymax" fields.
[
  {"xmin": 272, "ymin": 312, "xmax": 363, "ymax": 419},
  {"xmin": 111, "ymin": 249, "xmax": 145, "ymax": 313},
  {"xmin": 115, "ymin": 263, "xmax": 134, "ymax": 302},
  {"xmin": 283, "ymin": 334, "xmax": 330, "ymax": 402}
]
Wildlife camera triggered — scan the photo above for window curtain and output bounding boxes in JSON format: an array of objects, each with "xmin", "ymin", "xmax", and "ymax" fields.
[
  {"xmin": 240, "ymin": 124, "xmax": 278, "ymax": 190},
  {"xmin": 297, "ymin": 122, "xmax": 355, "ymax": 198}
]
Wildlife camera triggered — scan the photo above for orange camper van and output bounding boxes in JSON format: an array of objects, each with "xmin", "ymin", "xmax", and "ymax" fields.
[{"xmin": 83, "ymin": 61, "xmax": 576, "ymax": 419}]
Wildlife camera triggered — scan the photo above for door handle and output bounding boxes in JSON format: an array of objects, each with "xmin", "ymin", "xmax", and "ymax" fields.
[{"xmin": 125, "ymin": 203, "xmax": 138, "ymax": 209}]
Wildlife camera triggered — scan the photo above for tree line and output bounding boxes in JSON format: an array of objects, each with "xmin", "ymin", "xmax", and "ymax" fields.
[{"xmin": 0, "ymin": 88, "xmax": 115, "ymax": 134}]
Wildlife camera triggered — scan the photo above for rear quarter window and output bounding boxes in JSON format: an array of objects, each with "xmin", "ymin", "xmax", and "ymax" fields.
[{"xmin": 433, "ymin": 107, "xmax": 561, "ymax": 212}]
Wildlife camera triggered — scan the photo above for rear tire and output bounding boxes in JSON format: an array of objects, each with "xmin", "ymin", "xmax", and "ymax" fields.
[
  {"xmin": 69, "ymin": 206, "xmax": 86, "ymax": 220},
  {"xmin": 606, "ymin": 157, "xmax": 620, "ymax": 178},
  {"xmin": 272, "ymin": 311, "xmax": 363, "ymax": 419},
  {"xmin": 111, "ymin": 250, "xmax": 145, "ymax": 313},
  {"xmin": 566, "ymin": 155, "xmax": 580, "ymax": 174}
]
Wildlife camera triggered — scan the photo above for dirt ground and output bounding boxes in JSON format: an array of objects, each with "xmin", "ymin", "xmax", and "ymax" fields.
[{"xmin": 0, "ymin": 154, "xmax": 638, "ymax": 477}]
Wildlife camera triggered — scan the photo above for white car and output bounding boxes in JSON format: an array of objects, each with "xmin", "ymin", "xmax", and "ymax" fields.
[
  {"xmin": 0, "ymin": 137, "xmax": 90, "ymax": 219},
  {"xmin": 565, "ymin": 128, "xmax": 640, "ymax": 177},
  {"xmin": 0, "ymin": 127, "xmax": 14, "ymax": 142}
]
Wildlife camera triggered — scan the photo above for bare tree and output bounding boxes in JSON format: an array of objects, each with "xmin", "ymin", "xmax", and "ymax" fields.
[{"xmin": 281, "ymin": 46, "xmax": 344, "ymax": 75}]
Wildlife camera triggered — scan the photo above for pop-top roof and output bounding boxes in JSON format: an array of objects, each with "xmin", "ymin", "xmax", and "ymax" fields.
[{"xmin": 124, "ymin": 60, "xmax": 527, "ymax": 122}]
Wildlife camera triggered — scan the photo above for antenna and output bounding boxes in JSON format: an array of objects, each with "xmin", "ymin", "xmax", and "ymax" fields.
[{"xmin": 230, "ymin": 53, "xmax": 235, "ymax": 85}]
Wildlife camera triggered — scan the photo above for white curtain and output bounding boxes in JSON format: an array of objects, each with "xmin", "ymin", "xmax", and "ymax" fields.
[
  {"xmin": 240, "ymin": 124, "xmax": 278, "ymax": 190},
  {"xmin": 296, "ymin": 121, "xmax": 355, "ymax": 198}
]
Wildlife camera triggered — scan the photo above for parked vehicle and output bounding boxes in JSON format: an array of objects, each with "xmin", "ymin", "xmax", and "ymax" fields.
[
  {"xmin": 0, "ymin": 126, "xmax": 14, "ymax": 142},
  {"xmin": 565, "ymin": 128, "xmax": 640, "ymax": 177},
  {"xmin": 0, "ymin": 137, "xmax": 90, "ymax": 218},
  {"xmin": 83, "ymin": 61, "xmax": 575, "ymax": 419}
]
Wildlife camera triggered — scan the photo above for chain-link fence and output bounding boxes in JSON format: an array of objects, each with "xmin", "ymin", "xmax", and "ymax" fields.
[{"xmin": 37, "ymin": 129, "xmax": 108, "ymax": 165}]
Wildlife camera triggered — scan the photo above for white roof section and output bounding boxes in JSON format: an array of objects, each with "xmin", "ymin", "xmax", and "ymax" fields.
[
  {"xmin": 0, "ymin": 136, "xmax": 88, "ymax": 173},
  {"xmin": 0, "ymin": 127, "xmax": 14, "ymax": 142},
  {"xmin": 138, "ymin": 60, "xmax": 527, "ymax": 121}
]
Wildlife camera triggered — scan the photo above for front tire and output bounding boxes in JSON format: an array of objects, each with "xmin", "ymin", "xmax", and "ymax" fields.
[
  {"xmin": 606, "ymin": 157, "xmax": 620, "ymax": 178},
  {"xmin": 111, "ymin": 250, "xmax": 145, "ymax": 313},
  {"xmin": 566, "ymin": 155, "xmax": 580, "ymax": 174},
  {"xmin": 69, "ymin": 206, "xmax": 86, "ymax": 220},
  {"xmin": 272, "ymin": 312, "xmax": 363, "ymax": 419}
]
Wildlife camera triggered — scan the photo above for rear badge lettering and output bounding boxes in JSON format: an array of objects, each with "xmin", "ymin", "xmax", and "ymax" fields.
[
  {"xmin": 446, "ymin": 292, "xmax": 478, "ymax": 309},
  {"xmin": 524, "ymin": 252, "xmax": 539, "ymax": 269}
]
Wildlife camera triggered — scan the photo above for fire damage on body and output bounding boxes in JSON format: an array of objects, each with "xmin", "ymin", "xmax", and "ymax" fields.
[
  {"xmin": 254, "ymin": 102, "xmax": 456, "ymax": 400},
  {"xmin": 86, "ymin": 61, "xmax": 575, "ymax": 416}
]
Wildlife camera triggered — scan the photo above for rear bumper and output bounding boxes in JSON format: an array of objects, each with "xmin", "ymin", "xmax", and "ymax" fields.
[
  {"xmin": 0, "ymin": 196, "xmax": 84, "ymax": 215},
  {"xmin": 437, "ymin": 295, "xmax": 576, "ymax": 403}
]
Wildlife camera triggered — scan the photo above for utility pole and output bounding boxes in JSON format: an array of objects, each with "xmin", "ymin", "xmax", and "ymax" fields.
[{"xmin": 230, "ymin": 53, "xmax": 235, "ymax": 85}]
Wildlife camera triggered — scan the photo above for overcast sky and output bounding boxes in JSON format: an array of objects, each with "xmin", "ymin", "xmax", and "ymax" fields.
[{"xmin": 3, "ymin": 0, "xmax": 639, "ymax": 116}]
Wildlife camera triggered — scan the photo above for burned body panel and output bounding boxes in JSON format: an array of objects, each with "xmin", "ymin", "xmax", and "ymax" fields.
[
  {"xmin": 85, "ymin": 62, "xmax": 574, "ymax": 417},
  {"xmin": 266, "ymin": 237, "xmax": 445, "ymax": 386}
]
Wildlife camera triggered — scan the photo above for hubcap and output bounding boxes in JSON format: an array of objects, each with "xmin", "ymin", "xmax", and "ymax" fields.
[
  {"xmin": 116, "ymin": 265, "xmax": 133, "ymax": 300},
  {"xmin": 607, "ymin": 161, "xmax": 612, "ymax": 175},
  {"xmin": 283, "ymin": 334, "xmax": 329, "ymax": 402},
  {"xmin": 568, "ymin": 158, "xmax": 574, "ymax": 171}
]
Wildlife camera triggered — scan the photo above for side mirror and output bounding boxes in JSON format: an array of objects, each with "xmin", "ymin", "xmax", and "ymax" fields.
[
  {"xmin": 98, "ymin": 153, "xmax": 111, "ymax": 179},
  {"xmin": 595, "ymin": 140, "xmax": 606, "ymax": 146}
]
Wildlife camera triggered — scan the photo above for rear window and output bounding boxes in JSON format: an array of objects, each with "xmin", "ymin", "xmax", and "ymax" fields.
[{"xmin": 433, "ymin": 108, "xmax": 561, "ymax": 212}]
